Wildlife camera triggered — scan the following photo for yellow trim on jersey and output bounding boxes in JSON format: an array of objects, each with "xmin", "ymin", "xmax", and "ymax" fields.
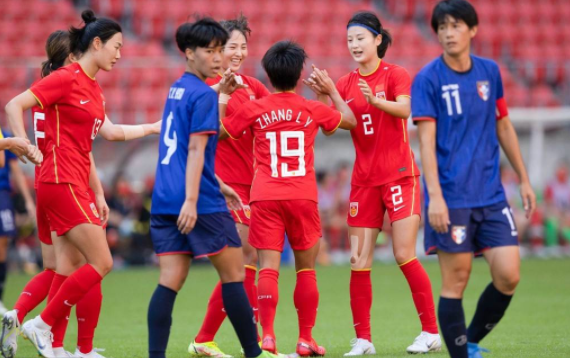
[
  {"xmin": 78, "ymin": 64, "xmax": 96, "ymax": 81},
  {"xmin": 358, "ymin": 59, "xmax": 382, "ymax": 77},
  {"xmin": 398, "ymin": 256, "xmax": 417, "ymax": 267},
  {"xmin": 55, "ymin": 105, "xmax": 60, "ymax": 147},
  {"xmin": 325, "ymin": 113, "xmax": 343, "ymax": 135},
  {"xmin": 233, "ymin": 210, "xmax": 243, "ymax": 224},
  {"xmin": 351, "ymin": 268, "xmax": 372, "ymax": 272},
  {"xmin": 274, "ymin": 90, "xmax": 296, "ymax": 94},
  {"xmin": 68, "ymin": 184, "xmax": 92, "ymax": 224},
  {"xmin": 0, "ymin": 129, "xmax": 4, "ymax": 140},
  {"xmin": 401, "ymin": 119, "xmax": 407, "ymax": 143},
  {"xmin": 244, "ymin": 265, "xmax": 258, "ymax": 271},
  {"xmin": 396, "ymin": 95, "xmax": 411, "ymax": 100},
  {"xmin": 220, "ymin": 120, "xmax": 238, "ymax": 140},
  {"xmin": 28, "ymin": 89, "xmax": 44, "ymax": 109},
  {"xmin": 296, "ymin": 268, "xmax": 315, "ymax": 274},
  {"xmin": 52, "ymin": 146, "xmax": 59, "ymax": 183}
]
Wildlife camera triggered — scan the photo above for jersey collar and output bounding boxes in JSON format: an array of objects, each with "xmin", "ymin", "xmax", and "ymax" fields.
[{"xmin": 358, "ymin": 59, "xmax": 382, "ymax": 77}]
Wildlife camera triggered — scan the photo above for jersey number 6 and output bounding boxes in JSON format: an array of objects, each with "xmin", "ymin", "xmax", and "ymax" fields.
[{"xmin": 266, "ymin": 131, "xmax": 306, "ymax": 178}]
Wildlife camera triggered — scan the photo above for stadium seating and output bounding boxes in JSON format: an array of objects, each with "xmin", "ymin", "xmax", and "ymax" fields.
[{"xmin": 0, "ymin": 0, "xmax": 566, "ymax": 127}]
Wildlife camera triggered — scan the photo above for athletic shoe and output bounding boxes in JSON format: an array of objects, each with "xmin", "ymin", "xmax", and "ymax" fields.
[
  {"xmin": 343, "ymin": 338, "xmax": 376, "ymax": 356},
  {"xmin": 0, "ymin": 303, "xmax": 7, "ymax": 317},
  {"xmin": 406, "ymin": 332, "xmax": 442, "ymax": 354},
  {"xmin": 254, "ymin": 351, "xmax": 283, "ymax": 358},
  {"xmin": 21, "ymin": 317, "xmax": 54, "ymax": 358},
  {"xmin": 189, "ymin": 341, "xmax": 233, "ymax": 357},
  {"xmin": 467, "ymin": 342, "xmax": 489, "ymax": 358},
  {"xmin": 74, "ymin": 348, "xmax": 108, "ymax": 357},
  {"xmin": 53, "ymin": 347, "xmax": 76, "ymax": 357},
  {"xmin": 296, "ymin": 338, "xmax": 326, "ymax": 357},
  {"xmin": 261, "ymin": 335, "xmax": 277, "ymax": 354},
  {"xmin": 1, "ymin": 310, "xmax": 20, "ymax": 358}
]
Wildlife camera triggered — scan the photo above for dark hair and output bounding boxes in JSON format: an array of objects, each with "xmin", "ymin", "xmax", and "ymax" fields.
[
  {"xmin": 69, "ymin": 9, "xmax": 122, "ymax": 55},
  {"xmin": 262, "ymin": 40, "xmax": 307, "ymax": 91},
  {"xmin": 431, "ymin": 0, "xmax": 478, "ymax": 33},
  {"xmin": 41, "ymin": 30, "xmax": 70, "ymax": 78},
  {"xmin": 347, "ymin": 11, "xmax": 392, "ymax": 59},
  {"xmin": 176, "ymin": 17, "xmax": 229, "ymax": 53},
  {"xmin": 220, "ymin": 13, "xmax": 251, "ymax": 41}
]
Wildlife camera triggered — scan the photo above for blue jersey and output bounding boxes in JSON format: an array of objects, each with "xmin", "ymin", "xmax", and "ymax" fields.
[
  {"xmin": 151, "ymin": 73, "xmax": 227, "ymax": 216},
  {"xmin": 0, "ymin": 131, "xmax": 16, "ymax": 191},
  {"xmin": 412, "ymin": 55, "xmax": 508, "ymax": 209}
]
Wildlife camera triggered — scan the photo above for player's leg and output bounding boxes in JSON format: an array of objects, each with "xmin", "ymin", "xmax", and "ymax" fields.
[
  {"xmin": 437, "ymin": 251, "xmax": 472, "ymax": 358},
  {"xmin": 0, "ymin": 237, "xmax": 8, "ymax": 315},
  {"xmin": 345, "ymin": 185, "xmax": 383, "ymax": 356}
]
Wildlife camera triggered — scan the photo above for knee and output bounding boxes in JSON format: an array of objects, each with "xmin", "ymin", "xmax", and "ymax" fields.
[
  {"xmin": 243, "ymin": 247, "xmax": 258, "ymax": 267},
  {"xmin": 159, "ymin": 270, "xmax": 187, "ymax": 292},
  {"xmin": 393, "ymin": 248, "xmax": 415, "ymax": 265},
  {"xmin": 443, "ymin": 269, "xmax": 471, "ymax": 297},
  {"xmin": 494, "ymin": 271, "xmax": 520, "ymax": 294},
  {"xmin": 43, "ymin": 259, "xmax": 56, "ymax": 271},
  {"xmin": 94, "ymin": 256, "xmax": 114, "ymax": 277},
  {"xmin": 219, "ymin": 268, "xmax": 245, "ymax": 284}
]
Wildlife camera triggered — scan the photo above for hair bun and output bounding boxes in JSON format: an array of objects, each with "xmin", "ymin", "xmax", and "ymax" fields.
[{"xmin": 81, "ymin": 9, "xmax": 97, "ymax": 24}]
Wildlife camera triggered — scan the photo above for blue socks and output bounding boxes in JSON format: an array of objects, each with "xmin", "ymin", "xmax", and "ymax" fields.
[
  {"xmin": 439, "ymin": 297, "xmax": 468, "ymax": 358},
  {"xmin": 148, "ymin": 284, "xmax": 177, "ymax": 358},
  {"xmin": 468, "ymin": 283, "xmax": 513, "ymax": 344},
  {"xmin": 222, "ymin": 282, "xmax": 262, "ymax": 358}
]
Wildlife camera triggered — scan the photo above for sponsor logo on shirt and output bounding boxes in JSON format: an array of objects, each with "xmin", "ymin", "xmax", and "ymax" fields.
[
  {"xmin": 477, "ymin": 81, "xmax": 490, "ymax": 101},
  {"xmin": 349, "ymin": 202, "xmax": 359, "ymax": 217},
  {"xmin": 451, "ymin": 225, "xmax": 467, "ymax": 244}
]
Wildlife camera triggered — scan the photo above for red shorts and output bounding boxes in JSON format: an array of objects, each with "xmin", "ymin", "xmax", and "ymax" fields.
[
  {"xmin": 228, "ymin": 183, "xmax": 251, "ymax": 226},
  {"xmin": 249, "ymin": 200, "xmax": 321, "ymax": 252},
  {"xmin": 37, "ymin": 182, "xmax": 101, "ymax": 237},
  {"xmin": 347, "ymin": 176, "xmax": 421, "ymax": 229},
  {"xmin": 35, "ymin": 189, "xmax": 52, "ymax": 245}
]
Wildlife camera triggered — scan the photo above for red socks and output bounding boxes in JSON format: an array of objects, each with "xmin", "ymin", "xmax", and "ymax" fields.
[
  {"xmin": 76, "ymin": 282, "xmax": 103, "ymax": 354},
  {"xmin": 294, "ymin": 270, "xmax": 319, "ymax": 341},
  {"xmin": 41, "ymin": 264, "xmax": 102, "ymax": 327},
  {"xmin": 14, "ymin": 269, "xmax": 55, "ymax": 323},
  {"xmin": 244, "ymin": 266, "xmax": 259, "ymax": 326},
  {"xmin": 48, "ymin": 273, "xmax": 70, "ymax": 348},
  {"xmin": 350, "ymin": 270, "xmax": 372, "ymax": 342},
  {"xmin": 195, "ymin": 281, "xmax": 225, "ymax": 343},
  {"xmin": 257, "ymin": 268, "xmax": 279, "ymax": 339},
  {"xmin": 399, "ymin": 258, "xmax": 438, "ymax": 334}
]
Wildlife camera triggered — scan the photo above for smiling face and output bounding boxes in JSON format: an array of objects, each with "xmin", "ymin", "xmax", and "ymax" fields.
[
  {"xmin": 437, "ymin": 15, "xmax": 476, "ymax": 58},
  {"xmin": 93, "ymin": 32, "xmax": 123, "ymax": 71},
  {"xmin": 347, "ymin": 25, "xmax": 381, "ymax": 65},
  {"xmin": 223, "ymin": 30, "xmax": 248, "ymax": 72}
]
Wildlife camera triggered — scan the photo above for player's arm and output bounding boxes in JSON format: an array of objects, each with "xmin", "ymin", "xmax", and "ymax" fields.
[
  {"xmin": 88, "ymin": 153, "xmax": 109, "ymax": 225},
  {"xmin": 98, "ymin": 115, "xmax": 161, "ymax": 141},
  {"xmin": 496, "ymin": 115, "xmax": 536, "ymax": 218},
  {"xmin": 304, "ymin": 65, "xmax": 333, "ymax": 105},
  {"xmin": 4, "ymin": 91, "xmax": 42, "ymax": 164},
  {"xmin": 177, "ymin": 134, "xmax": 208, "ymax": 234},
  {"xmin": 0, "ymin": 138, "xmax": 32, "ymax": 166},
  {"xmin": 9, "ymin": 158, "xmax": 35, "ymax": 218},
  {"xmin": 417, "ymin": 120, "xmax": 450, "ymax": 233},
  {"xmin": 215, "ymin": 174, "xmax": 243, "ymax": 212},
  {"xmin": 358, "ymin": 79, "xmax": 411, "ymax": 118}
]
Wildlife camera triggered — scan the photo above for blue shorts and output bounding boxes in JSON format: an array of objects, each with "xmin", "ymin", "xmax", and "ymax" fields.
[
  {"xmin": 0, "ymin": 190, "xmax": 16, "ymax": 238},
  {"xmin": 424, "ymin": 201, "xmax": 519, "ymax": 256},
  {"xmin": 150, "ymin": 211, "xmax": 241, "ymax": 258}
]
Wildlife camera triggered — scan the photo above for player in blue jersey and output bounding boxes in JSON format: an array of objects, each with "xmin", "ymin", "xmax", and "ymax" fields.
[
  {"xmin": 412, "ymin": 1, "xmax": 536, "ymax": 357},
  {"xmin": 147, "ymin": 18, "xmax": 278, "ymax": 358}
]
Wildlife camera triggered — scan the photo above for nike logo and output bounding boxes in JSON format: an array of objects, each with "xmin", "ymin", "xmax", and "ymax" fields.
[
  {"xmin": 346, "ymin": 98, "xmax": 355, "ymax": 103},
  {"xmin": 80, "ymin": 100, "xmax": 90, "ymax": 104},
  {"xmin": 64, "ymin": 300, "xmax": 73, "ymax": 307},
  {"xmin": 394, "ymin": 205, "xmax": 405, "ymax": 212},
  {"xmin": 353, "ymin": 323, "xmax": 361, "ymax": 327},
  {"xmin": 34, "ymin": 332, "xmax": 46, "ymax": 350}
]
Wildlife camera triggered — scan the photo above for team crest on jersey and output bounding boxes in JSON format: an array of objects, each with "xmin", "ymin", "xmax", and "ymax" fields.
[
  {"xmin": 89, "ymin": 203, "xmax": 100, "ymax": 218},
  {"xmin": 451, "ymin": 226, "xmax": 466, "ymax": 244},
  {"xmin": 375, "ymin": 91, "xmax": 386, "ymax": 100},
  {"xmin": 243, "ymin": 205, "xmax": 251, "ymax": 219},
  {"xmin": 246, "ymin": 88, "xmax": 256, "ymax": 101},
  {"xmin": 477, "ymin": 81, "xmax": 490, "ymax": 101},
  {"xmin": 349, "ymin": 202, "xmax": 359, "ymax": 217}
]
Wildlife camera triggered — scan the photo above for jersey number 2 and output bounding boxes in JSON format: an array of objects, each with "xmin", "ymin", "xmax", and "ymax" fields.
[
  {"xmin": 266, "ymin": 131, "xmax": 306, "ymax": 178},
  {"xmin": 362, "ymin": 114, "xmax": 374, "ymax": 135}
]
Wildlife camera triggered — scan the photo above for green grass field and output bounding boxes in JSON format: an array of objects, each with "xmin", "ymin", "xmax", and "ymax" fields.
[{"xmin": 4, "ymin": 258, "xmax": 570, "ymax": 358}]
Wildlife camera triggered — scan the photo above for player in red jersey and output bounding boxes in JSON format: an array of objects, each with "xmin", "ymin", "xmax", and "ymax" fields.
[
  {"xmin": 221, "ymin": 41, "xmax": 356, "ymax": 357},
  {"xmin": 0, "ymin": 29, "xmax": 161, "ymax": 358},
  {"xmin": 306, "ymin": 11, "xmax": 440, "ymax": 355},
  {"xmin": 4, "ymin": 10, "xmax": 123, "ymax": 357},
  {"xmin": 190, "ymin": 15, "xmax": 270, "ymax": 357}
]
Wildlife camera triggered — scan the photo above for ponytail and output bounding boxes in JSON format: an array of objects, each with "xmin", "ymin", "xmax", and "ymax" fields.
[
  {"xmin": 41, "ymin": 30, "xmax": 70, "ymax": 78},
  {"xmin": 69, "ymin": 9, "xmax": 122, "ymax": 55},
  {"xmin": 377, "ymin": 28, "xmax": 392, "ymax": 59}
]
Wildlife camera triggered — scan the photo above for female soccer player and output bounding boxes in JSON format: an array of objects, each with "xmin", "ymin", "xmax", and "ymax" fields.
[
  {"xmin": 307, "ymin": 11, "xmax": 440, "ymax": 355},
  {"xmin": 147, "ymin": 17, "xmax": 276, "ymax": 358},
  {"xmin": 190, "ymin": 15, "xmax": 270, "ymax": 358},
  {"xmin": 4, "ymin": 10, "xmax": 123, "ymax": 357},
  {"xmin": 1, "ymin": 29, "xmax": 160, "ymax": 358},
  {"xmin": 413, "ymin": 1, "xmax": 535, "ymax": 357}
]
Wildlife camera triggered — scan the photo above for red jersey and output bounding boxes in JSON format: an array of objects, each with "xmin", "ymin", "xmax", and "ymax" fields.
[
  {"xmin": 222, "ymin": 92, "xmax": 342, "ymax": 203},
  {"xmin": 29, "ymin": 62, "xmax": 105, "ymax": 189},
  {"xmin": 207, "ymin": 74, "xmax": 270, "ymax": 185},
  {"xmin": 336, "ymin": 60, "xmax": 419, "ymax": 187},
  {"xmin": 30, "ymin": 80, "xmax": 47, "ymax": 189}
]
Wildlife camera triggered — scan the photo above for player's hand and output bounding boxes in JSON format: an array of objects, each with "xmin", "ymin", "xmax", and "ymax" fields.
[
  {"xmin": 24, "ymin": 144, "xmax": 43, "ymax": 165},
  {"xmin": 219, "ymin": 68, "xmax": 247, "ymax": 95},
  {"xmin": 220, "ymin": 183, "xmax": 243, "ymax": 211},
  {"xmin": 305, "ymin": 65, "xmax": 337, "ymax": 96},
  {"xmin": 6, "ymin": 137, "xmax": 31, "ymax": 162},
  {"xmin": 95, "ymin": 193, "xmax": 109, "ymax": 226},
  {"xmin": 25, "ymin": 199, "xmax": 36, "ymax": 222},
  {"xmin": 178, "ymin": 199, "xmax": 197, "ymax": 234},
  {"xmin": 358, "ymin": 79, "xmax": 380, "ymax": 106},
  {"xmin": 520, "ymin": 181, "xmax": 536, "ymax": 219},
  {"xmin": 428, "ymin": 194, "xmax": 450, "ymax": 233},
  {"xmin": 150, "ymin": 120, "xmax": 162, "ymax": 135}
]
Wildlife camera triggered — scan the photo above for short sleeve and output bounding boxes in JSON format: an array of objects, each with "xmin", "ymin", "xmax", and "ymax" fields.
[
  {"xmin": 28, "ymin": 70, "xmax": 72, "ymax": 109},
  {"xmin": 390, "ymin": 66, "xmax": 411, "ymax": 99},
  {"xmin": 253, "ymin": 79, "xmax": 270, "ymax": 99},
  {"xmin": 311, "ymin": 100, "xmax": 342, "ymax": 133},
  {"xmin": 411, "ymin": 73, "xmax": 438, "ymax": 122},
  {"xmin": 221, "ymin": 103, "xmax": 255, "ymax": 140},
  {"xmin": 494, "ymin": 66, "xmax": 509, "ymax": 120},
  {"xmin": 188, "ymin": 90, "xmax": 218, "ymax": 135}
]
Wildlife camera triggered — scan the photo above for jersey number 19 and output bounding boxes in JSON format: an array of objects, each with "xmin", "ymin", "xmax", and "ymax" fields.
[{"xmin": 266, "ymin": 131, "xmax": 306, "ymax": 178}]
